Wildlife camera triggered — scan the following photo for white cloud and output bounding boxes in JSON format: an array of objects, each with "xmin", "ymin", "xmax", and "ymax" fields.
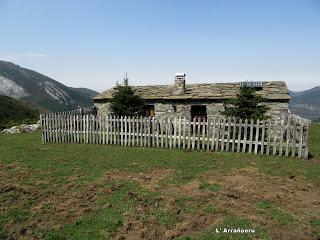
[
  {"xmin": 0, "ymin": 53, "xmax": 48, "ymax": 62},
  {"xmin": 23, "ymin": 53, "xmax": 48, "ymax": 58}
]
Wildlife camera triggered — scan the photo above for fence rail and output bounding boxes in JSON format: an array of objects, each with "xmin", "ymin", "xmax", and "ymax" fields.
[{"xmin": 40, "ymin": 114, "xmax": 310, "ymax": 159}]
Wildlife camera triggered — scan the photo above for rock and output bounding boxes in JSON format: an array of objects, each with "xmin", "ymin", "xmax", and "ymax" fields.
[
  {"xmin": 1, "ymin": 122, "xmax": 40, "ymax": 134},
  {"xmin": 1, "ymin": 128, "xmax": 21, "ymax": 134}
]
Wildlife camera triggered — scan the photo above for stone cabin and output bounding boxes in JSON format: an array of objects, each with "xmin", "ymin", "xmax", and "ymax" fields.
[{"xmin": 93, "ymin": 73, "xmax": 290, "ymax": 121}]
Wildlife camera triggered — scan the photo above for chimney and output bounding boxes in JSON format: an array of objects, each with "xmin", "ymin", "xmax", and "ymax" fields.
[{"xmin": 174, "ymin": 73, "xmax": 186, "ymax": 94}]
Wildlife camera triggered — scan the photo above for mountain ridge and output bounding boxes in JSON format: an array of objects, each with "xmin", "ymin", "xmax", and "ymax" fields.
[
  {"xmin": 289, "ymin": 86, "xmax": 320, "ymax": 121},
  {"xmin": 0, "ymin": 60, "xmax": 98, "ymax": 112}
]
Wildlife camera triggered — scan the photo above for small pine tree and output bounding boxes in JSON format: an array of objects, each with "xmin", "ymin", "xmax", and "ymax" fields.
[
  {"xmin": 109, "ymin": 76, "xmax": 145, "ymax": 116},
  {"xmin": 222, "ymin": 86, "xmax": 270, "ymax": 120}
]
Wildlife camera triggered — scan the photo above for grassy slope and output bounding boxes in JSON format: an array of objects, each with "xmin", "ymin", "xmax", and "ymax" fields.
[
  {"xmin": 0, "ymin": 124, "xmax": 319, "ymax": 239},
  {"xmin": 0, "ymin": 95, "xmax": 45, "ymax": 130}
]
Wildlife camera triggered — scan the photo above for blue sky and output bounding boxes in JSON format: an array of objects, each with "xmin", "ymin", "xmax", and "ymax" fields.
[{"xmin": 0, "ymin": 0, "xmax": 319, "ymax": 92}]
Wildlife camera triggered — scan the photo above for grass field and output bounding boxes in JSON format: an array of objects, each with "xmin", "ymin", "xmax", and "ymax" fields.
[{"xmin": 0, "ymin": 124, "xmax": 320, "ymax": 240}]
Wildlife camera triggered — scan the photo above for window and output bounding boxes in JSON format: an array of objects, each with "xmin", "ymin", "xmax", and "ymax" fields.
[
  {"xmin": 145, "ymin": 105, "xmax": 155, "ymax": 117},
  {"xmin": 173, "ymin": 105, "xmax": 177, "ymax": 112},
  {"xmin": 191, "ymin": 105, "xmax": 207, "ymax": 121}
]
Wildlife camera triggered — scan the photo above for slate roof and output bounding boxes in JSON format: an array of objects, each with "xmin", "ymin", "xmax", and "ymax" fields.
[{"xmin": 93, "ymin": 81, "xmax": 290, "ymax": 101}]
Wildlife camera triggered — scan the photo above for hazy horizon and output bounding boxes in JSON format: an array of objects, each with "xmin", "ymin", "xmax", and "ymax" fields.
[{"xmin": 1, "ymin": 0, "xmax": 319, "ymax": 92}]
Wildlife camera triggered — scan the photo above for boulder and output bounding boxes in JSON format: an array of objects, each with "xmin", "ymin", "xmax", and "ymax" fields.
[{"xmin": 1, "ymin": 123, "xmax": 41, "ymax": 134}]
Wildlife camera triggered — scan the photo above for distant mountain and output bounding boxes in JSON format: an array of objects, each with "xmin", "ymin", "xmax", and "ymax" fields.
[
  {"xmin": 0, "ymin": 60, "xmax": 98, "ymax": 112},
  {"xmin": 70, "ymin": 87, "xmax": 99, "ymax": 99},
  {"xmin": 0, "ymin": 95, "xmax": 46, "ymax": 130},
  {"xmin": 289, "ymin": 86, "xmax": 320, "ymax": 121}
]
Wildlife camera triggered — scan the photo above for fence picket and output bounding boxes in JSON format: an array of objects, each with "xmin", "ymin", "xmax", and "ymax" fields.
[
  {"xmin": 273, "ymin": 120, "xmax": 278, "ymax": 156},
  {"xmin": 215, "ymin": 118, "xmax": 220, "ymax": 151},
  {"xmin": 192, "ymin": 119, "xmax": 196, "ymax": 150},
  {"xmin": 231, "ymin": 118, "xmax": 236, "ymax": 152},
  {"xmin": 298, "ymin": 122, "xmax": 304, "ymax": 158},
  {"xmin": 266, "ymin": 119, "xmax": 271, "ymax": 155},
  {"xmin": 237, "ymin": 119, "xmax": 242, "ymax": 153},
  {"xmin": 242, "ymin": 119, "xmax": 248, "ymax": 153},
  {"xmin": 178, "ymin": 117, "xmax": 181, "ymax": 148},
  {"xmin": 202, "ymin": 118, "xmax": 206, "ymax": 150},
  {"xmin": 226, "ymin": 117, "xmax": 231, "ymax": 152},
  {"xmin": 197, "ymin": 118, "xmax": 201, "ymax": 150},
  {"xmin": 260, "ymin": 120, "xmax": 265, "ymax": 155},
  {"xmin": 291, "ymin": 118, "xmax": 297, "ymax": 157},
  {"xmin": 206, "ymin": 119, "xmax": 211, "ymax": 151},
  {"xmin": 187, "ymin": 120, "xmax": 191, "ymax": 149},
  {"xmin": 220, "ymin": 118, "xmax": 226, "ymax": 151},
  {"xmin": 254, "ymin": 119, "xmax": 260, "ymax": 155},
  {"xmin": 248, "ymin": 119, "xmax": 254, "ymax": 153},
  {"xmin": 304, "ymin": 122, "xmax": 309, "ymax": 159},
  {"xmin": 211, "ymin": 118, "xmax": 216, "ymax": 151},
  {"xmin": 279, "ymin": 118, "xmax": 284, "ymax": 156},
  {"xmin": 160, "ymin": 118, "xmax": 164, "ymax": 148}
]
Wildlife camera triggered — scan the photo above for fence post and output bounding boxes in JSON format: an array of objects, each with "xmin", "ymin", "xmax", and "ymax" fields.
[
  {"xmin": 291, "ymin": 118, "xmax": 297, "ymax": 157},
  {"xmin": 192, "ymin": 118, "xmax": 196, "ymax": 150},
  {"xmin": 197, "ymin": 118, "xmax": 201, "ymax": 150},
  {"xmin": 279, "ymin": 117, "xmax": 284, "ymax": 156},
  {"xmin": 260, "ymin": 120, "xmax": 265, "ymax": 155},
  {"xmin": 215, "ymin": 118, "xmax": 221, "ymax": 151},
  {"xmin": 242, "ymin": 119, "xmax": 248, "ymax": 153},
  {"xmin": 254, "ymin": 119, "xmax": 260, "ymax": 155},
  {"xmin": 298, "ymin": 122, "xmax": 304, "ymax": 158},
  {"xmin": 202, "ymin": 117, "xmax": 206, "ymax": 150},
  {"xmin": 237, "ymin": 119, "xmax": 242, "ymax": 153},
  {"xmin": 220, "ymin": 118, "xmax": 226, "ymax": 151},
  {"xmin": 148, "ymin": 117, "xmax": 152, "ymax": 147},
  {"xmin": 206, "ymin": 118, "xmax": 211, "ymax": 151},
  {"xmin": 151, "ymin": 117, "xmax": 155, "ymax": 147},
  {"xmin": 303, "ymin": 123, "xmax": 309, "ymax": 159},
  {"xmin": 266, "ymin": 119, "xmax": 271, "ymax": 155},
  {"xmin": 178, "ymin": 117, "xmax": 181, "ymax": 148},
  {"xmin": 169, "ymin": 118, "xmax": 173, "ymax": 149},
  {"xmin": 231, "ymin": 118, "xmax": 236, "ymax": 152},
  {"xmin": 173, "ymin": 117, "xmax": 177, "ymax": 148},
  {"xmin": 156, "ymin": 118, "xmax": 159, "ymax": 148},
  {"xmin": 211, "ymin": 118, "xmax": 216, "ymax": 151},
  {"xmin": 129, "ymin": 116, "xmax": 133, "ymax": 146},
  {"xmin": 272, "ymin": 120, "xmax": 278, "ymax": 156},
  {"xmin": 226, "ymin": 117, "xmax": 231, "ymax": 152},
  {"xmin": 160, "ymin": 118, "xmax": 164, "ymax": 148},
  {"xmin": 132, "ymin": 116, "xmax": 135, "ymax": 147},
  {"xmin": 248, "ymin": 119, "xmax": 254, "ymax": 154}
]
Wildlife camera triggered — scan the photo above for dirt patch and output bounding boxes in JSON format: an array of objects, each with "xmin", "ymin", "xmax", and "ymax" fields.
[
  {"xmin": 2, "ymin": 162, "xmax": 320, "ymax": 240},
  {"xmin": 105, "ymin": 168, "xmax": 174, "ymax": 191},
  {"xmin": 203, "ymin": 168, "xmax": 320, "ymax": 218},
  {"xmin": 116, "ymin": 168, "xmax": 320, "ymax": 240},
  {"xmin": 0, "ymin": 163, "xmax": 112, "ymax": 239},
  {"xmin": 202, "ymin": 168, "xmax": 320, "ymax": 240},
  {"xmin": 165, "ymin": 180, "xmax": 206, "ymax": 197},
  {"xmin": 115, "ymin": 217, "xmax": 167, "ymax": 240}
]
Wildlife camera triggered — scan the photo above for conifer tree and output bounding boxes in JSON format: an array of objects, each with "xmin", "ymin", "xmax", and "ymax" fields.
[
  {"xmin": 222, "ymin": 86, "xmax": 269, "ymax": 120},
  {"xmin": 109, "ymin": 75, "xmax": 145, "ymax": 116}
]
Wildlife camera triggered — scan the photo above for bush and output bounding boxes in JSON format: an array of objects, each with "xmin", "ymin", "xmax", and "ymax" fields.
[
  {"xmin": 222, "ymin": 86, "xmax": 269, "ymax": 121},
  {"xmin": 109, "ymin": 77, "xmax": 145, "ymax": 116}
]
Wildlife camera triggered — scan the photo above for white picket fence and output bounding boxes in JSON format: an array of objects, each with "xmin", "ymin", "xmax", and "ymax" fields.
[{"xmin": 40, "ymin": 113, "xmax": 310, "ymax": 159}]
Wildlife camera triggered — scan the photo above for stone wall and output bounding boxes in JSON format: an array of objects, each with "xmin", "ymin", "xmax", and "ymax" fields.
[
  {"xmin": 265, "ymin": 102, "xmax": 289, "ymax": 121},
  {"xmin": 154, "ymin": 103, "xmax": 191, "ymax": 119},
  {"xmin": 94, "ymin": 102, "xmax": 111, "ymax": 116},
  {"xmin": 94, "ymin": 100, "xmax": 289, "ymax": 121}
]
